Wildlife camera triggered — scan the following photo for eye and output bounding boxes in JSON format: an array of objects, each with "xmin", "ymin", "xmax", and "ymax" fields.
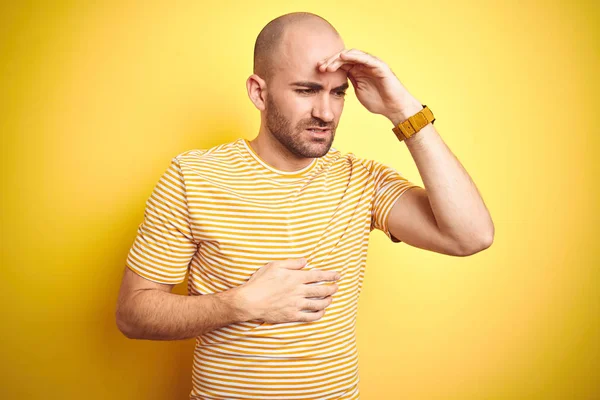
[{"xmin": 295, "ymin": 89, "xmax": 346, "ymax": 97}]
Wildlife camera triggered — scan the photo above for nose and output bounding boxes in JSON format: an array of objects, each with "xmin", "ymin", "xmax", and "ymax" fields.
[{"xmin": 311, "ymin": 93, "xmax": 335, "ymax": 124}]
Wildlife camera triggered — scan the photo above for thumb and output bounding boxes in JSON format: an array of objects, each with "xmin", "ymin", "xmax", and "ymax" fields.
[{"xmin": 279, "ymin": 257, "xmax": 309, "ymax": 270}]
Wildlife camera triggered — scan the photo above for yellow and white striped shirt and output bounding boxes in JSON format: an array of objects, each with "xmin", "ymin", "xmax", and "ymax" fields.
[{"xmin": 126, "ymin": 137, "xmax": 419, "ymax": 399}]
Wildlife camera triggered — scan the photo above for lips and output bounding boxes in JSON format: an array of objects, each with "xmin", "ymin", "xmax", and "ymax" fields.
[{"xmin": 307, "ymin": 127, "xmax": 331, "ymax": 132}]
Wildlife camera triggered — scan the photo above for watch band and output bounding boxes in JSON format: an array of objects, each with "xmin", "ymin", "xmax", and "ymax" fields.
[{"xmin": 391, "ymin": 104, "xmax": 435, "ymax": 142}]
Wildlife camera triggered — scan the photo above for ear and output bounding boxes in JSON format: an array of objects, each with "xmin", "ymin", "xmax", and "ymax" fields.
[{"xmin": 246, "ymin": 74, "xmax": 267, "ymax": 111}]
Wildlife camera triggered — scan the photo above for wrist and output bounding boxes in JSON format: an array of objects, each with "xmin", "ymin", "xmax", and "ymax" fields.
[
  {"xmin": 226, "ymin": 285, "xmax": 254, "ymax": 323},
  {"xmin": 387, "ymin": 102, "xmax": 423, "ymax": 126}
]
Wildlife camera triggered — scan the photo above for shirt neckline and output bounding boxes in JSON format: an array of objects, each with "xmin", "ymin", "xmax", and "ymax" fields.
[{"xmin": 241, "ymin": 138, "xmax": 318, "ymax": 177}]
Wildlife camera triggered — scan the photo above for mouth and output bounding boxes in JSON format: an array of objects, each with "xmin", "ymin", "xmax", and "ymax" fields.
[{"xmin": 306, "ymin": 128, "xmax": 331, "ymax": 134}]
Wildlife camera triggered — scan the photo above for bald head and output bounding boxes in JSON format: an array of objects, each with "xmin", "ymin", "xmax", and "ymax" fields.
[{"xmin": 253, "ymin": 12, "xmax": 342, "ymax": 86}]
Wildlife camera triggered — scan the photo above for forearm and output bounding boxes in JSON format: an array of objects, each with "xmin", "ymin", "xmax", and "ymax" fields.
[
  {"xmin": 117, "ymin": 286, "xmax": 250, "ymax": 341},
  {"xmin": 388, "ymin": 105, "xmax": 494, "ymax": 250}
]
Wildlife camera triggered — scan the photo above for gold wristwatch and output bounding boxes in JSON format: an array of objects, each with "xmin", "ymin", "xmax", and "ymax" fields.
[{"xmin": 391, "ymin": 104, "xmax": 435, "ymax": 142}]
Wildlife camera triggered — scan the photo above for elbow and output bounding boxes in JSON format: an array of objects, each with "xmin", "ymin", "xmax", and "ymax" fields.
[
  {"xmin": 454, "ymin": 228, "xmax": 495, "ymax": 257},
  {"xmin": 116, "ymin": 321, "xmax": 134, "ymax": 339},
  {"xmin": 116, "ymin": 307, "xmax": 138, "ymax": 339}
]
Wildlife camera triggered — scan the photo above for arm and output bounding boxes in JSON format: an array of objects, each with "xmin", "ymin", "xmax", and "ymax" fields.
[
  {"xmin": 387, "ymin": 106, "xmax": 495, "ymax": 256},
  {"xmin": 116, "ymin": 267, "xmax": 249, "ymax": 341},
  {"xmin": 116, "ymin": 156, "xmax": 251, "ymax": 340},
  {"xmin": 316, "ymin": 48, "xmax": 494, "ymax": 256}
]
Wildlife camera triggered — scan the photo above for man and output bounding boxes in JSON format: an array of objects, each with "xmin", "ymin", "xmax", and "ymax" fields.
[{"xmin": 116, "ymin": 11, "xmax": 494, "ymax": 400}]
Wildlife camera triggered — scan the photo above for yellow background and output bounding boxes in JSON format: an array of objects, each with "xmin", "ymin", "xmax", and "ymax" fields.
[{"xmin": 1, "ymin": 1, "xmax": 598, "ymax": 399}]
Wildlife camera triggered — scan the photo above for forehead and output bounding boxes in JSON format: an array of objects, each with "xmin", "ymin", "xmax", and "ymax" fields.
[{"xmin": 275, "ymin": 26, "xmax": 347, "ymax": 84}]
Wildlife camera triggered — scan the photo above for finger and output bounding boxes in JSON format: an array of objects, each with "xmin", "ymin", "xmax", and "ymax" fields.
[
  {"xmin": 347, "ymin": 71, "xmax": 358, "ymax": 88},
  {"xmin": 319, "ymin": 57, "xmax": 339, "ymax": 72},
  {"xmin": 279, "ymin": 257, "xmax": 308, "ymax": 270},
  {"xmin": 339, "ymin": 50, "xmax": 380, "ymax": 68},
  {"xmin": 318, "ymin": 49, "xmax": 349, "ymax": 71},
  {"xmin": 303, "ymin": 269, "xmax": 341, "ymax": 284},
  {"xmin": 305, "ymin": 284, "xmax": 338, "ymax": 298},
  {"xmin": 323, "ymin": 59, "xmax": 364, "ymax": 73},
  {"xmin": 302, "ymin": 296, "xmax": 333, "ymax": 312},
  {"xmin": 318, "ymin": 49, "xmax": 347, "ymax": 65},
  {"xmin": 322, "ymin": 49, "xmax": 377, "ymax": 73},
  {"xmin": 321, "ymin": 48, "xmax": 363, "ymax": 70},
  {"xmin": 298, "ymin": 309, "xmax": 325, "ymax": 322}
]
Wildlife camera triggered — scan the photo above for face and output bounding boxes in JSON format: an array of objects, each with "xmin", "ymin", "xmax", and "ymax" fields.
[{"xmin": 263, "ymin": 27, "xmax": 348, "ymax": 158}]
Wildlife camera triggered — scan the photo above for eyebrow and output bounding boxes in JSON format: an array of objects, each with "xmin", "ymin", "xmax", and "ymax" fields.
[{"xmin": 290, "ymin": 81, "xmax": 349, "ymax": 91}]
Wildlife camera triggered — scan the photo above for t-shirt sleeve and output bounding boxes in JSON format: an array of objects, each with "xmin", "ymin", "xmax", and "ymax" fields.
[
  {"xmin": 363, "ymin": 158, "xmax": 421, "ymax": 243},
  {"xmin": 125, "ymin": 157, "xmax": 198, "ymax": 284}
]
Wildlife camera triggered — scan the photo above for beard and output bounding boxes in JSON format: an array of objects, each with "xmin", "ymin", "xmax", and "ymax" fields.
[{"xmin": 265, "ymin": 94, "xmax": 335, "ymax": 158}]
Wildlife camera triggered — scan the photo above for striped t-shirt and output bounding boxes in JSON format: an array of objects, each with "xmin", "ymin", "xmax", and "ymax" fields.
[{"xmin": 125, "ymin": 137, "xmax": 420, "ymax": 399}]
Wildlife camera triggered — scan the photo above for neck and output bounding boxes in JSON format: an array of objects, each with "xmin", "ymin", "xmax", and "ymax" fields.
[{"xmin": 248, "ymin": 132, "xmax": 315, "ymax": 172}]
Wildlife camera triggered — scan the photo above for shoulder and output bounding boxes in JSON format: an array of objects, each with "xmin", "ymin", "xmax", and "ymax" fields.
[
  {"xmin": 331, "ymin": 149, "xmax": 379, "ymax": 174},
  {"xmin": 173, "ymin": 138, "xmax": 242, "ymax": 168},
  {"xmin": 314, "ymin": 147, "xmax": 384, "ymax": 183},
  {"xmin": 175, "ymin": 139, "xmax": 237, "ymax": 161},
  {"xmin": 321, "ymin": 146, "xmax": 368, "ymax": 169}
]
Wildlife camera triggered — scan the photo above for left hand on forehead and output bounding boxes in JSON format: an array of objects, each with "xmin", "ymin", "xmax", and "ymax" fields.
[{"xmin": 317, "ymin": 48, "xmax": 421, "ymax": 119}]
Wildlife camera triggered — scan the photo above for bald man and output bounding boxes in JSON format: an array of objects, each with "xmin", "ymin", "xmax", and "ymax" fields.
[
  {"xmin": 117, "ymin": 11, "xmax": 494, "ymax": 400},
  {"xmin": 250, "ymin": 13, "xmax": 345, "ymax": 161}
]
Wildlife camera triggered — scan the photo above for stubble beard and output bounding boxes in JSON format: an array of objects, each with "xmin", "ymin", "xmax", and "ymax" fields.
[{"xmin": 265, "ymin": 94, "xmax": 334, "ymax": 158}]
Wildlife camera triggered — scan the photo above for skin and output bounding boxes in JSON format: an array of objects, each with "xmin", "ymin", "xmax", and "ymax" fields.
[
  {"xmin": 116, "ymin": 12, "xmax": 495, "ymax": 341},
  {"xmin": 115, "ymin": 18, "xmax": 348, "ymax": 342},
  {"xmin": 246, "ymin": 22, "xmax": 349, "ymax": 171},
  {"xmin": 247, "ymin": 19, "xmax": 494, "ymax": 256}
]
